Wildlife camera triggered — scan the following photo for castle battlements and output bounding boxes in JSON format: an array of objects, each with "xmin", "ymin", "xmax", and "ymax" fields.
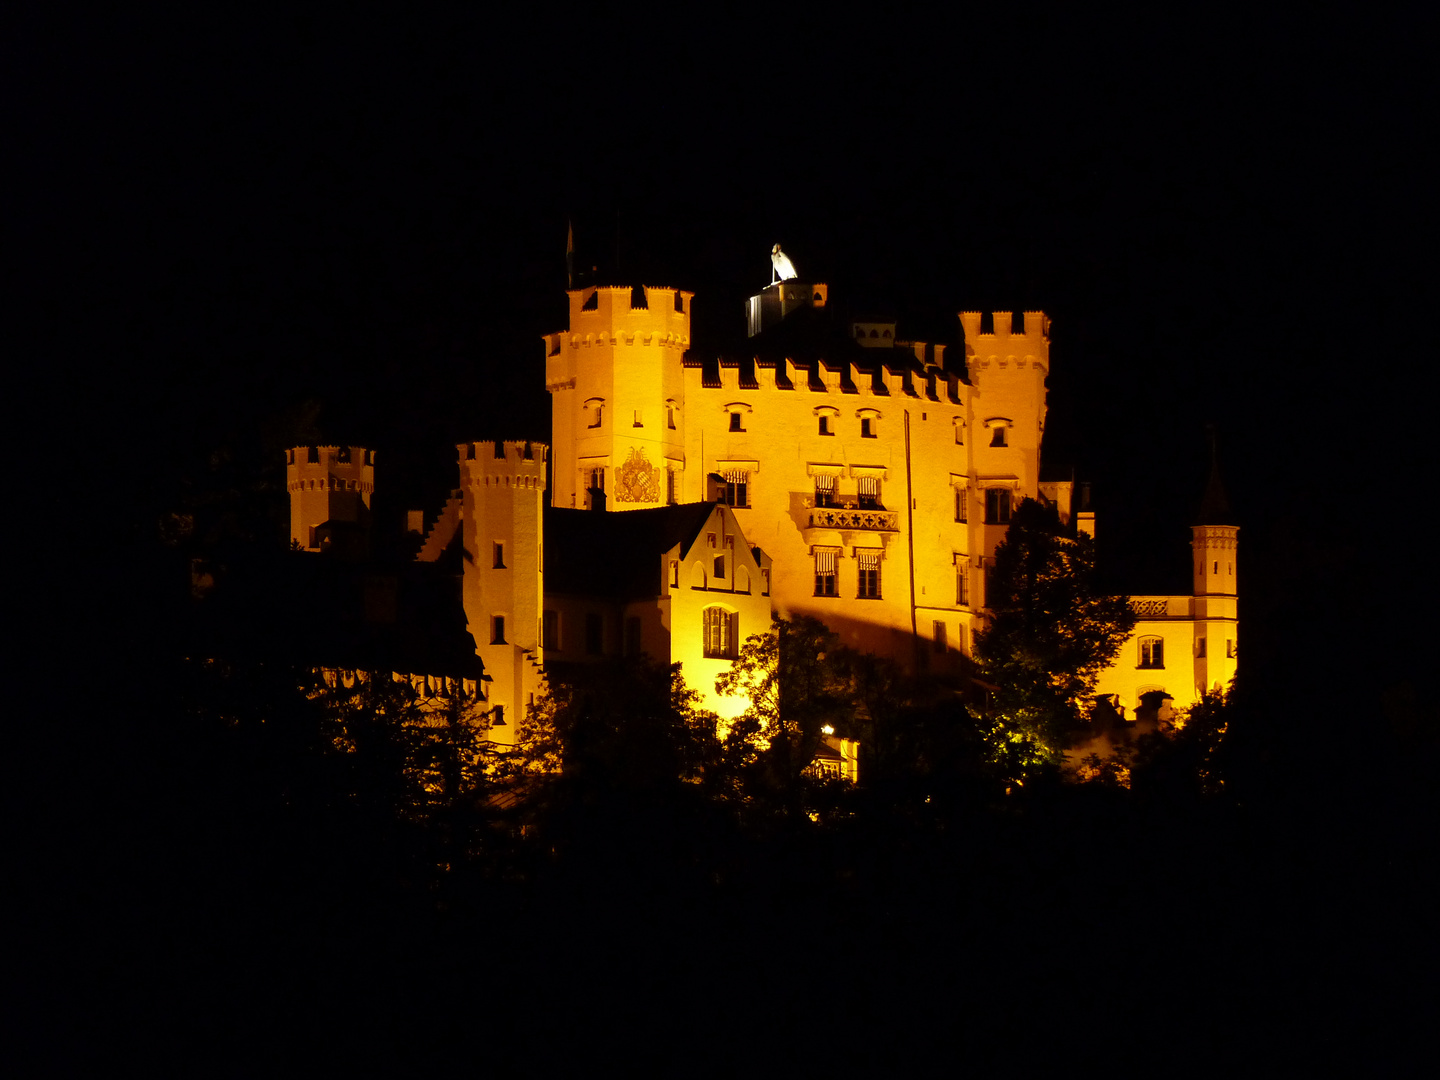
[
  {"xmin": 457, "ymin": 440, "xmax": 549, "ymax": 488},
  {"xmin": 286, "ymin": 445, "xmax": 375, "ymax": 551},
  {"xmin": 286, "ymin": 445, "xmax": 376, "ymax": 491},
  {"xmin": 959, "ymin": 311, "xmax": 1051, "ymax": 374},
  {"xmin": 562, "ymin": 285, "xmax": 692, "ymax": 336},
  {"xmin": 690, "ymin": 356, "xmax": 964, "ymax": 402}
]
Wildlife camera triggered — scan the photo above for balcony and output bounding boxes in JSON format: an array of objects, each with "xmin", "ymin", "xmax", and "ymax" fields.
[
  {"xmin": 808, "ymin": 505, "xmax": 899, "ymax": 532},
  {"xmin": 1129, "ymin": 596, "xmax": 1188, "ymax": 619}
]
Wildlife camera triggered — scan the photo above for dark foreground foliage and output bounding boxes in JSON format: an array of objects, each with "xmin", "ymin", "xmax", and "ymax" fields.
[{"xmin": 24, "ymin": 611, "xmax": 1436, "ymax": 1075}]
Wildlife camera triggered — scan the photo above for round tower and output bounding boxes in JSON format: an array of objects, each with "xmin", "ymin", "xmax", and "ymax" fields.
[
  {"xmin": 286, "ymin": 445, "xmax": 375, "ymax": 552},
  {"xmin": 1191, "ymin": 448, "xmax": 1238, "ymax": 694},
  {"xmin": 543, "ymin": 284, "xmax": 692, "ymax": 511},
  {"xmin": 457, "ymin": 440, "xmax": 549, "ymax": 749}
]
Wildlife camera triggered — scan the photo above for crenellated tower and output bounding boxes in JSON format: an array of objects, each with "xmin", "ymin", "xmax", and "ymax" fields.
[
  {"xmin": 286, "ymin": 445, "xmax": 375, "ymax": 552},
  {"xmin": 1191, "ymin": 452, "xmax": 1238, "ymax": 694},
  {"xmin": 457, "ymin": 439, "xmax": 548, "ymax": 748},
  {"xmin": 544, "ymin": 284, "xmax": 692, "ymax": 512},
  {"xmin": 958, "ymin": 311, "xmax": 1052, "ymax": 606}
]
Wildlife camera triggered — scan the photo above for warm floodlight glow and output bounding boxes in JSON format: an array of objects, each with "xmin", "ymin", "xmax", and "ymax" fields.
[
  {"xmin": 821, "ymin": 724, "xmax": 835, "ymax": 735},
  {"xmin": 770, "ymin": 243, "xmax": 798, "ymax": 282}
]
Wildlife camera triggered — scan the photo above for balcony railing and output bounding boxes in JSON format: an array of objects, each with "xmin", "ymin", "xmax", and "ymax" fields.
[
  {"xmin": 808, "ymin": 506, "xmax": 899, "ymax": 532},
  {"xmin": 1130, "ymin": 597, "xmax": 1185, "ymax": 618}
]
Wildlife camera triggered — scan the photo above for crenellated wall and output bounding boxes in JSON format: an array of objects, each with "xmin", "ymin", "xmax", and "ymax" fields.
[
  {"xmin": 457, "ymin": 440, "xmax": 549, "ymax": 748},
  {"xmin": 543, "ymin": 282, "xmax": 1057, "ymax": 673},
  {"xmin": 544, "ymin": 285, "xmax": 692, "ymax": 511},
  {"xmin": 286, "ymin": 445, "xmax": 375, "ymax": 551}
]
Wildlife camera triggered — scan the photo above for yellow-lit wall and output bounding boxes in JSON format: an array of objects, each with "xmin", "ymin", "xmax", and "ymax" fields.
[
  {"xmin": 544, "ymin": 286, "xmax": 692, "ymax": 512},
  {"xmin": 457, "ymin": 440, "xmax": 548, "ymax": 750},
  {"xmin": 671, "ymin": 308, "xmax": 1052, "ymax": 671},
  {"xmin": 1093, "ymin": 524, "xmax": 1238, "ymax": 717},
  {"xmin": 663, "ymin": 504, "xmax": 773, "ymax": 721},
  {"xmin": 542, "ymin": 286, "xmax": 1238, "ymax": 716},
  {"xmin": 286, "ymin": 445, "xmax": 374, "ymax": 550},
  {"xmin": 544, "ymin": 298, "xmax": 1054, "ymax": 673},
  {"xmin": 542, "ymin": 504, "xmax": 772, "ymax": 722}
]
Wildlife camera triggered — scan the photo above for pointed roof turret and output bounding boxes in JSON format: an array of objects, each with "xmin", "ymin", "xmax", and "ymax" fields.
[{"xmin": 1195, "ymin": 426, "xmax": 1235, "ymax": 525}]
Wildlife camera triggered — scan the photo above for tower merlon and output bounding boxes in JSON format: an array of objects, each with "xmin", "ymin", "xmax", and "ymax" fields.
[
  {"xmin": 285, "ymin": 445, "xmax": 376, "ymax": 551},
  {"xmin": 959, "ymin": 310, "xmax": 1051, "ymax": 346},
  {"xmin": 457, "ymin": 440, "xmax": 550, "ymax": 474},
  {"xmin": 566, "ymin": 285, "xmax": 693, "ymax": 337}
]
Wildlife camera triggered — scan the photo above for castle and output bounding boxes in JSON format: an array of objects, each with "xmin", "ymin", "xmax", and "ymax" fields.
[{"xmin": 282, "ymin": 264, "xmax": 1236, "ymax": 757}]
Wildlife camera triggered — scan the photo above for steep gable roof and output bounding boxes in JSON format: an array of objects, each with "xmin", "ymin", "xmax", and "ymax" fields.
[{"xmin": 544, "ymin": 502, "xmax": 719, "ymax": 599}]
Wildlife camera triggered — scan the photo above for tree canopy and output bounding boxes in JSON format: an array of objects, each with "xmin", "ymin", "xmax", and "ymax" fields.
[{"xmin": 974, "ymin": 498, "xmax": 1136, "ymax": 766}]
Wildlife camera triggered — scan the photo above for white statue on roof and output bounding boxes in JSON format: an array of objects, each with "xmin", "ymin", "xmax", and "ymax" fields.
[{"xmin": 770, "ymin": 243, "xmax": 798, "ymax": 283}]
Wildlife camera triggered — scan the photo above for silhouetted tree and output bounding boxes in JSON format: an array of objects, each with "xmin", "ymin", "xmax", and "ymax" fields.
[
  {"xmin": 716, "ymin": 616, "xmax": 854, "ymax": 816},
  {"xmin": 501, "ymin": 659, "xmax": 727, "ymax": 802},
  {"xmin": 974, "ymin": 498, "xmax": 1136, "ymax": 773},
  {"xmin": 1132, "ymin": 681, "xmax": 1237, "ymax": 803}
]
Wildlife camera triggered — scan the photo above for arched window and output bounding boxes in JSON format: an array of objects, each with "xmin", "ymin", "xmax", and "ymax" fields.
[
  {"xmin": 1138, "ymin": 636, "xmax": 1164, "ymax": 669},
  {"xmin": 703, "ymin": 607, "xmax": 737, "ymax": 659}
]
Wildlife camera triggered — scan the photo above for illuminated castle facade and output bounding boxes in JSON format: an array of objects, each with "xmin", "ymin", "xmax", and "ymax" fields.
[
  {"xmin": 544, "ymin": 284, "xmax": 1039, "ymax": 670},
  {"xmin": 286, "ymin": 272, "xmax": 1234, "ymax": 750},
  {"xmin": 540, "ymin": 276, "xmax": 1236, "ymax": 720}
]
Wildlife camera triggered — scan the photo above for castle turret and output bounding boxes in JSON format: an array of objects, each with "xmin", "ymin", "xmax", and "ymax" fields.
[
  {"xmin": 457, "ymin": 440, "xmax": 548, "ymax": 748},
  {"xmin": 544, "ymin": 284, "xmax": 692, "ymax": 512},
  {"xmin": 958, "ymin": 311, "xmax": 1052, "ymax": 607},
  {"xmin": 1191, "ymin": 449, "xmax": 1238, "ymax": 694},
  {"xmin": 286, "ymin": 445, "xmax": 375, "ymax": 552}
]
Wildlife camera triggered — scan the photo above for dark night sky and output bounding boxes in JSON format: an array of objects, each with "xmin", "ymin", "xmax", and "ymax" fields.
[{"xmin": 18, "ymin": 9, "xmax": 1426, "ymax": 672}]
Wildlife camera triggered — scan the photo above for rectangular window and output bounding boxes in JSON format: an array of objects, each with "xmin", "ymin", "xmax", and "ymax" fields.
[
  {"xmin": 956, "ymin": 561, "xmax": 969, "ymax": 606},
  {"xmin": 666, "ymin": 468, "xmax": 676, "ymax": 505},
  {"xmin": 814, "ymin": 548, "xmax": 837, "ymax": 597},
  {"xmin": 492, "ymin": 616, "xmax": 506, "ymax": 644},
  {"xmin": 589, "ymin": 405, "xmax": 602, "ymax": 428},
  {"xmin": 713, "ymin": 555, "xmax": 725, "ymax": 579},
  {"xmin": 818, "ymin": 416, "xmax": 831, "ymax": 436},
  {"xmin": 667, "ymin": 404, "xmax": 676, "ymax": 429},
  {"xmin": 985, "ymin": 488, "xmax": 1011, "ymax": 524},
  {"xmin": 1196, "ymin": 636, "xmax": 1207, "ymax": 658},
  {"xmin": 857, "ymin": 476, "xmax": 881, "ymax": 510},
  {"xmin": 954, "ymin": 488, "xmax": 968, "ymax": 523},
  {"xmin": 814, "ymin": 474, "xmax": 836, "ymax": 508},
  {"xmin": 633, "ymin": 409, "xmax": 643, "ymax": 428},
  {"xmin": 857, "ymin": 551, "xmax": 881, "ymax": 599},
  {"xmin": 729, "ymin": 412, "xmax": 744, "ymax": 432},
  {"xmin": 669, "ymin": 560, "xmax": 679, "ymax": 588},
  {"xmin": 954, "ymin": 422, "xmax": 964, "ymax": 445},
  {"xmin": 721, "ymin": 471, "xmax": 749, "ymax": 508},
  {"xmin": 585, "ymin": 613, "xmax": 603, "ymax": 655},
  {"xmin": 703, "ymin": 607, "xmax": 737, "ymax": 659},
  {"xmin": 493, "ymin": 542, "xmax": 505, "ymax": 568},
  {"xmin": 1227, "ymin": 639, "xmax": 1235, "ymax": 659},
  {"xmin": 542, "ymin": 610, "xmax": 560, "ymax": 650},
  {"xmin": 932, "ymin": 620, "xmax": 947, "ymax": 654},
  {"xmin": 990, "ymin": 425, "xmax": 1007, "ymax": 447},
  {"xmin": 861, "ymin": 418, "xmax": 875, "ymax": 438}
]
